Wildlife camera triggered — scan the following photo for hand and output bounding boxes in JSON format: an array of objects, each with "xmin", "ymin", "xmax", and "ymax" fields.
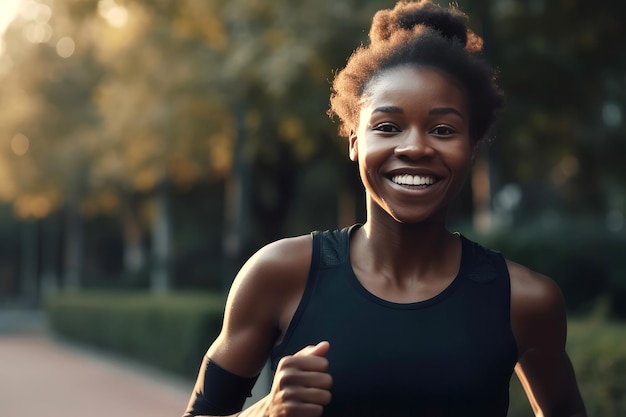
[{"xmin": 267, "ymin": 341, "xmax": 332, "ymax": 417}]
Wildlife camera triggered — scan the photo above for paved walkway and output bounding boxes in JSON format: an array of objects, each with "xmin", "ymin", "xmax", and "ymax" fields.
[{"xmin": 0, "ymin": 310, "xmax": 193, "ymax": 417}]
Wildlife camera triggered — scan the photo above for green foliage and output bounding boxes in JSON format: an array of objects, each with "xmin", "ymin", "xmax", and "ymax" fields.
[
  {"xmin": 44, "ymin": 291, "xmax": 226, "ymax": 377},
  {"xmin": 567, "ymin": 319, "xmax": 626, "ymax": 417},
  {"xmin": 487, "ymin": 0, "xmax": 626, "ymax": 213},
  {"xmin": 0, "ymin": 0, "xmax": 385, "ymax": 216},
  {"xmin": 508, "ymin": 317, "xmax": 626, "ymax": 417}
]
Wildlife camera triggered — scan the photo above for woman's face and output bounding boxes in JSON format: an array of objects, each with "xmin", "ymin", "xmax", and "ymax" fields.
[{"xmin": 350, "ymin": 66, "xmax": 473, "ymax": 225}]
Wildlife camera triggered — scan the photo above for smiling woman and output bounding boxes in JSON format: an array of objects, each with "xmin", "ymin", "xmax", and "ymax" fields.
[{"xmin": 182, "ymin": 1, "xmax": 588, "ymax": 416}]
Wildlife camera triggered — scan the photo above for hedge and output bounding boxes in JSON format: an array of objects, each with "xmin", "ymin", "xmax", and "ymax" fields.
[
  {"xmin": 46, "ymin": 292, "xmax": 626, "ymax": 415},
  {"xmin": 44, "ymin": 291, "xmax": 226, "ymax": 378},
  {"xmin": 508, "ymin": 315, "xmax": 626, "ymax": 416}
]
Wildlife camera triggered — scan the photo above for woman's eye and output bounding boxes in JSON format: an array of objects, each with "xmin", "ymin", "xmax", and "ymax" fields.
[
  {"xmin": 430, "ymin": 125, "xmax": 455, "ymax": 136},
  {"xmin": 373, "ymin": 123, "xmax": 400, "ymax": 133}
]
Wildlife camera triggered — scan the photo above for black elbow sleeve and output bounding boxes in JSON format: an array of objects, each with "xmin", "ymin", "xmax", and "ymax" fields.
[{"xmin": 183, "ymin": 357, "xmax": 259, "ymax": 417}]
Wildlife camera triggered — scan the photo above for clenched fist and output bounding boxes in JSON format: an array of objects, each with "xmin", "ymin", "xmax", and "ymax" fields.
[{"xmin": 267, "ymin": 341, "xmax": 333, "ymax": 417}]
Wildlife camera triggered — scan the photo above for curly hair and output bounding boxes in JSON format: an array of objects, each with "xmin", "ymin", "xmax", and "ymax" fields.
[{"xmin": 328, "ymin": 0, "xmax": 504, "ymax": 143}]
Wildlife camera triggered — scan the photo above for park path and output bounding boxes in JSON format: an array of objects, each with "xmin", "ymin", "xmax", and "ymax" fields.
[{"xmin": 0, "ymin": 309, "xmax": 193, "ymax": 417}]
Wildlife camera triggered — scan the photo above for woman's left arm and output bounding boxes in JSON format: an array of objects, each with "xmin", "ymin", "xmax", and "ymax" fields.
[{"xmin": 508, "ymin": 261, "xmax": 587, "ymax": 417}]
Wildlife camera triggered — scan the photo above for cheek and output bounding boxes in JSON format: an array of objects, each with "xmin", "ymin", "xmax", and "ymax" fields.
[
  {"xmin": 444, "ymin": 143, "xmax": 474, "ymax": 179},
  {"xmin": 359, "ymin": 142, "xmax": 384, "ymax": 180},
  {"xmin": 360, "ymin": 142, "xmax": 385, "ymax": 174}
]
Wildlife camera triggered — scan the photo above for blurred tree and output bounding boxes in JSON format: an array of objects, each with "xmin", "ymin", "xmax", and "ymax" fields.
[
  {"xmin": 3, "ymin": 0, "xmax": 621, "ymax": 301},
  {"xmin": 0, "ymin": 0, "xmax": 389, "ymax": 295},
  {"xmin": 132, "ymin": 0, "xmax": 388, "ymax": 284},
  {"xmin": 476, "ymin": 0, "xmax": 626, "ymax": 223},
  {"xmin": 0, "ymin": 0, "xmax": 102, "ymax": 296}
]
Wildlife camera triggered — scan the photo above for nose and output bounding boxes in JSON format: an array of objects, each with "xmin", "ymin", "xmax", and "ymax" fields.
[{"xmin": 393, "ymin": 129, "xmax": 435, "ymax": 159}]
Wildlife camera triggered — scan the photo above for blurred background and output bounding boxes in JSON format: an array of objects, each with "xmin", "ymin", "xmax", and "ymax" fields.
[{"xmin": 0, "ymin": 0, "xmax": 625, "ymax": 415}]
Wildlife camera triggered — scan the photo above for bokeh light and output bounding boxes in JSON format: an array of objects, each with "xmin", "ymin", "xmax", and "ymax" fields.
[
  {"xmin": 11, "ymin": 133, "xmax": 30, "ymax": 156},
  {"xmin": 23, "ymin": 22, "xmax": 52, "ymax": 44},
  {"xmin": 56, "ymin": 36, "xmax": 75, "ymax": 58},
  {"xmin": 98, "ymin": 0, "xmax": 129, "ymax": 28},
  {"xmin": 602, "ymin": 102, "xmax": 623, "ymax": 128}
]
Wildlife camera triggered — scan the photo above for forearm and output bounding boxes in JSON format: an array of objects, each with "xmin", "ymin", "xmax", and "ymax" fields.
[
  {"xmin": 536, "ymin": 394, "xmax": 587, "ymax": 417},
  {"xmin": 184, "ymin": 395, "xmax": 269, "ymax": 417},
  {"xmin": 237, "ymin": 396, "xmax": 270, "ymax": 417},
  {"xmin": 183, "ymin": 397, "xmax": 268, "ymax": 417}
]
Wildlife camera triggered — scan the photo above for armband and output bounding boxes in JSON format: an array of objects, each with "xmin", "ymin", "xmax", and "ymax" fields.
[{"xmin": 183, "ymin": 356, "xmax": 259, "ymax": 416}]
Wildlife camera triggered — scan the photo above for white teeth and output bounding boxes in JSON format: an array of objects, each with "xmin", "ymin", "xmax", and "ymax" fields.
[{"xmin": 391, "ymin": 175, "xmax": 435, "ymax": 186}]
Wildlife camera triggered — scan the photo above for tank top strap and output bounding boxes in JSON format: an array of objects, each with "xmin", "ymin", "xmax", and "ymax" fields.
[
  {"xmin": 311, "ymin": 225, "xmax": 360, "ymax": 269},
  {"xmin": 459, "ymin": 235, "xmax": 509, "ymax": 284}
]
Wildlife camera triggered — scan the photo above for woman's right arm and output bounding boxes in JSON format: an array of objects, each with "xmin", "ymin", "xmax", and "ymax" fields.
[{"xmin": 183, "ymin": 235, "xmax": 333, "ymax": 417}]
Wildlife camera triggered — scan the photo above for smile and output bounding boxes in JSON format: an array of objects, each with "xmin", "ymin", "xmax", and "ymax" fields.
[{"xmin": 391, "ymin": 174, "xmax": 436, "ymax": 187}]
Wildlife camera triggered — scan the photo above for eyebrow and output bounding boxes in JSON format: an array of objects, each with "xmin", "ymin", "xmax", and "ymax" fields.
[
  {"xmin": 430, "ymin": 107, "xmax": 465, "ymax": 119},
  {"xmin": 371, "ymin": 105, "xmax": 465, "ymax": 119},
  {"xmin": 372, "ymin": 105, "xmax": 403, "ymax": 114}
]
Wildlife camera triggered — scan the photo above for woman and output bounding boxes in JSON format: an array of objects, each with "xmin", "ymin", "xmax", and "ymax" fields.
[{"xmin": 183, "ymin": 1, "xmax": 587, "ymax": 416}]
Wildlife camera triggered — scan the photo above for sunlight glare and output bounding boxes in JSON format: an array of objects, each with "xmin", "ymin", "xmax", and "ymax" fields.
[
  {"xmin": 18, "ymin": 0, "xmax": 38, "ymax": 21},
  {"xmin": 0, "ymin": 0, "xmax": 21, "ymax": 39},
  {"xmin": 98, "ymin": 0, "xmax": 129, "ymax": 28},
  {"xmin": 33, "ymin": 3, "xmax": 51, "ymax": 24}
]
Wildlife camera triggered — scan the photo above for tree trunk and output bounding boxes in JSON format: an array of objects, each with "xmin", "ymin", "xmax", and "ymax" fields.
[
  {"xmin": 40, "ymin": 213, "xmax": 60, "ymax": 297},
  {"xmin": 121, "ymin": 193, "xmax": 145, "ymax": 277},
  {"xmin": 64, "ymin": 204, "xmax": 83, "ymax": 292},
  {"xmin": 471, "ymin": 153, "xmax": 493, "ymax": 233},
  {"xmin": 19, "ymin": 220, "xmax": 39, "ymax": 307},
  {"xmin": 222, "ymin": 104, "xmax": 251, "ymax": 290},
  {"xmin": 150, "ymin": 182, "xmax": 171, "ymax": 295}
]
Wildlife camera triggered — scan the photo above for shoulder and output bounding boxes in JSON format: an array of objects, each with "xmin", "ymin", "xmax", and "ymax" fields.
[
  {"xmin": 507, "ymin": 260, "xmax": 567, "ymax": 356},
  {"xmin": 228, "ymin": 234, "xmax": 314, "ymax": 308},
  {"xmin": 207, "ymin": 234, "xmax": 314, "ymax": 375},
  {"xmin": 507, "ymin": 260, "xmax": 565, "ymax": 317}
]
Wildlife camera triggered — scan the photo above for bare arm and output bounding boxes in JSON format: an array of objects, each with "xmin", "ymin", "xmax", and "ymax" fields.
[
  {"xmin": 183, "ymin": 235, "xmax": 332, "ymax": 417},
  {"xmin": 509, "ymin": 261, "xmax": 587, "ymax": 417}
]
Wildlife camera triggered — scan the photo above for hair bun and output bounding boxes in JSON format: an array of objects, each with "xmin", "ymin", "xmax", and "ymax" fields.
[{"xmin": 369, "ymin": 0, "xmax": 482, "ymax": 53}]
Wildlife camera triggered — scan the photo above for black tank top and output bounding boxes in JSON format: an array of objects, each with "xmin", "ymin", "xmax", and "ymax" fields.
[{"xmin": 271, "ymin": 225, "xmax": 518, "ymax": 417}]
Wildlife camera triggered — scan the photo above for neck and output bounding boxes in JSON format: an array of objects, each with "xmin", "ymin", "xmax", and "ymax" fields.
[
  {"xmin": 367, "ymin": 194, "xmax": 452, "ymax": 250},
  {"xmin": 350, "ymin": 198, "xmax": 461, "ymax": 301},
  {"xmin": 363, "ymin": 218, "xmax": 453, "ymax": 260},
  {"xmin": 351, "ymin": 207, "xmax": 460, "ymax": 285}
]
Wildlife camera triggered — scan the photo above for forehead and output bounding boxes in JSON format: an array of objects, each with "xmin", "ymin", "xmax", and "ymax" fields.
[{"xmin": 361, "ymin": 66, "xmax": 468, "ymax": 109}]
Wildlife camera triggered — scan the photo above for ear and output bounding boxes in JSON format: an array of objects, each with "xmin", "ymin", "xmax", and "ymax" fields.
[{"xmin": 348, "ymin": 130, "xmax": 358, "ymax": 161}]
